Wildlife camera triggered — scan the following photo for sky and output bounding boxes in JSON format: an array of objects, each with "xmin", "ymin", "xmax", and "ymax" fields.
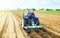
[{"xmin": 0, "ymin": 0, "xmax": 60, "ymax": 9}]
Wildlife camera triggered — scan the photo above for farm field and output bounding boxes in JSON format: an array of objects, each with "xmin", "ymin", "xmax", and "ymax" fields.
[
  {"xmin": 12, "ymin": 11, "xmax": 60, "ymax": 38},
  {"xmin": 0, "ymin": 11, "xmax": 60, "ymax": 38}
]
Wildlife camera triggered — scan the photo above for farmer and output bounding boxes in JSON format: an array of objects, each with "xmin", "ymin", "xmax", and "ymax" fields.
[
  {"xmin": 27, "ymin": 10, "xmax": 40, "ymax": 25},
  {"xmin": 27, "ymin": 9, "xmax": 35, "ymax": 19},
  {"xmin": 27, "ymin": 10, "xmax": 36, "ymax": 25}
]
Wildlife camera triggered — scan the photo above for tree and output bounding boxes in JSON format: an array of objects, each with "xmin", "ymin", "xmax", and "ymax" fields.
[
  {"xmin": 32, "ymin": 8, "xmax": 36, "ymax": 11},
  {"xmin": 46, "ymin": 9, "xmax": 53, "ymax": 11},
  {"xmin": 56, "ymin": 9, "xmax": 60, "ymax": 11}
]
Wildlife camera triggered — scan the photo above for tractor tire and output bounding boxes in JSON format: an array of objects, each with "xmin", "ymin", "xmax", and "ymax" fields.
[{"xmin": 36, "ymin": 18, "xmax": 40, "ymax": 26}]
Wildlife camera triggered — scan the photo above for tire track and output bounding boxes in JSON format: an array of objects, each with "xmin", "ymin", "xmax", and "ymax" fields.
[
  {"xmin": 2, "ymin": 12, "xmax": 16, "ymax": 38},
  {"xmin": 2, "ymin": 14, "xmax": 9, "ymax": 38},
  {"xmin": 10, "ymin": 13, "xmax": 18, "ymax": 38},
  {"xmin": 0, "ymin": 13, "xmax": 8, "ymax": 38},
  {"xmin": 11, "ymin": 13, "xmax": 30, "ymax": 38}
]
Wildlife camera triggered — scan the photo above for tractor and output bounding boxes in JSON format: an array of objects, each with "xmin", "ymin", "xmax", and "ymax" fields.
[{"xmin": 21, "ymin": 13, "xmax": 44, "ymax": 30}]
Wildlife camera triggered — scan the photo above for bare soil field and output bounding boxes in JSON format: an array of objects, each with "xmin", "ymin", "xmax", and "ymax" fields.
[
  {"xmin": 0, "ymin": 12, "xmax": 60, "ymax": 38},
  {"xmin": 12, "ymin": 12, "xmax": 60, "ymax": 38},
  {"xmin": 35, "ymin": 13, "xmax": 60, "ymax": 33}
]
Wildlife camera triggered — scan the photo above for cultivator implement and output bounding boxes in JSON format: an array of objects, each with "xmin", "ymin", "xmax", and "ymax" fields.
[{"xmin": 23, "ymin": 20, "xmax": 44, "ymax": 29}]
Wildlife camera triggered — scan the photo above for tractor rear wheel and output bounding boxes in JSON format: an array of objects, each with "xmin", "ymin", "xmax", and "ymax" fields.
[{"xmin": 36, "ymin": 18, "xmax": 40, "ymax": 26}]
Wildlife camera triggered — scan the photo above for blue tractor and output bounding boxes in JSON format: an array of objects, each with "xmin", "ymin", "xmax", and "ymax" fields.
[{"xmin": 21, "ymin": 13, "xmax": 44, "ymax": 29}]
